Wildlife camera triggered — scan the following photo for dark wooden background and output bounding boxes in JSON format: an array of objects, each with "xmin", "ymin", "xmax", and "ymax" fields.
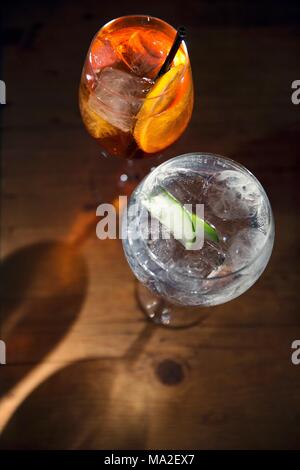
[{"xmin": 1, "ymin": 0, "xmax": 300, "ymax": 449}]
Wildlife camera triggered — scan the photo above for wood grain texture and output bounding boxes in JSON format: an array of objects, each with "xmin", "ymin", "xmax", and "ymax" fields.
[{"xmin": 0, "ymin": 0, "xmax": 300, "ymax": 450}]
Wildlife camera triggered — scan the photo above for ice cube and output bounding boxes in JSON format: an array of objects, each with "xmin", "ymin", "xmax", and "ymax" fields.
[
  {"xmin": 89, "ymin": 38, "xmax": 118, "ymax": 72},
  {"xmin": 161, "ymin": 171, "xmax": 208, "ymax": 206},
  {"xmin": 116, "ymin": 30, "xmax": 168, "ymax": 78},
  {"xmin": 167, "ymin": 239, "xmax": 225, "ymax": 279},
  {"xmin": 144, "ymin": 211, "xmax": 175, "ymax": 265},
  {"xmin": 251, "ymin": 198, "xmax": 269, "ymax": 234},
  {"xmin": 147, "ymin": 235, "xmax": 175, "ymax": 267},
  {"xmin": 88, "ymin": 67, "xmax": 152, "ymax": 132},
  {"xmin": 227, "ymin": 228, "xmax": 266, "ymax": 271},
  {"xmin": 205, "ymin": 170, "xmax": 262, "ymax": 221}
]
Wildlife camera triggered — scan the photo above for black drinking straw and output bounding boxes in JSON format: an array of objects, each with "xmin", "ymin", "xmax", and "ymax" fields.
[{"xmin": 155, "ymin": 26, "xmax": 187, "ymax": 80}]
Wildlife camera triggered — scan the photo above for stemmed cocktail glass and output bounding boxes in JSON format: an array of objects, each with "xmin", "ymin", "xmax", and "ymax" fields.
[
  {"xmin": 122, "ymin": 153, "xmax": 274, "ymax": 327},
  {"xmin": 79, "ymin": 15, "xmax": 194, "ymax": 197}
]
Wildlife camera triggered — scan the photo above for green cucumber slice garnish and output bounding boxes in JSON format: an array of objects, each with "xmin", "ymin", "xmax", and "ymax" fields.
[{"xmin": 142, "ymin": 188, "xmax": 219, "ymax": 249}]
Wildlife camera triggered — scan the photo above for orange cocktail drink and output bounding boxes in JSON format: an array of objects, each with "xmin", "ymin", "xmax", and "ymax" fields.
[{"xmin": 79, "ymin": 15, "xmax": 193, "ymax": 159}]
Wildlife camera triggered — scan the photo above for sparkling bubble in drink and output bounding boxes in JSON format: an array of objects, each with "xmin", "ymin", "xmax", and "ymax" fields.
[
  {"xmin": 122, "ymin": 153, "xmax": 274, "ymax": 327},
  {"xmin": 79, "ymin": 16, "xmax": 193, "ymax": 159}
]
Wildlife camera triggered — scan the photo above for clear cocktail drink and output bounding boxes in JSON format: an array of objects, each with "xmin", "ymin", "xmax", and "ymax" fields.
[{"xmin": 122, "ymin": 153, "xmax": 274, "ymax": 326}]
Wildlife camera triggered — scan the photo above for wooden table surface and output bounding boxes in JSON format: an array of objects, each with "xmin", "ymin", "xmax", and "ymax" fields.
[{"xmin": 1, "ymin": 1, "xmax": 300, "ymax": 449}]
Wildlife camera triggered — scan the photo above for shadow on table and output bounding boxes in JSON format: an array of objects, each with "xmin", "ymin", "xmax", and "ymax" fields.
[
  {"xmin": 3, "ymin": 124, "xmax": 300, "ymax": 448},
  {"xmin": 0, "ymin": 351, "xmax": 151, "ymax": 449},
  {"xmin": 0, "ymin": 241, "xmax": 88, "ymax": 397}
]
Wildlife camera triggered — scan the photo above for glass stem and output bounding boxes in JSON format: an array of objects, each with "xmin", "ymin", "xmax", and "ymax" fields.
[{"xmin": 136, "ymin": 281, "xmax": 207, "ymax": 328}]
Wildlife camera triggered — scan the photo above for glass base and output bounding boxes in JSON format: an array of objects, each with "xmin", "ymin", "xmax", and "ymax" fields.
[{"xmin": 135, "ymin": 282, "xmax": 209, "ymax": 328}]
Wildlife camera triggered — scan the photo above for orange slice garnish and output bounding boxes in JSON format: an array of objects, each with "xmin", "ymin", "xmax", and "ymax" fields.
[{"xmin": 134, "ymin": 65, "xmax": 193, "ymax": 153}]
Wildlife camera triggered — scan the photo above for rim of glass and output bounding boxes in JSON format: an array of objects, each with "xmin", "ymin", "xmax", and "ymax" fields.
[
  {"xmin": 133, "ymin": 152, "xmax": 274, "ymax": 282},
  {"xmin": 91, "ymin": 14, "xmax": 190, "ymax": 101}
]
